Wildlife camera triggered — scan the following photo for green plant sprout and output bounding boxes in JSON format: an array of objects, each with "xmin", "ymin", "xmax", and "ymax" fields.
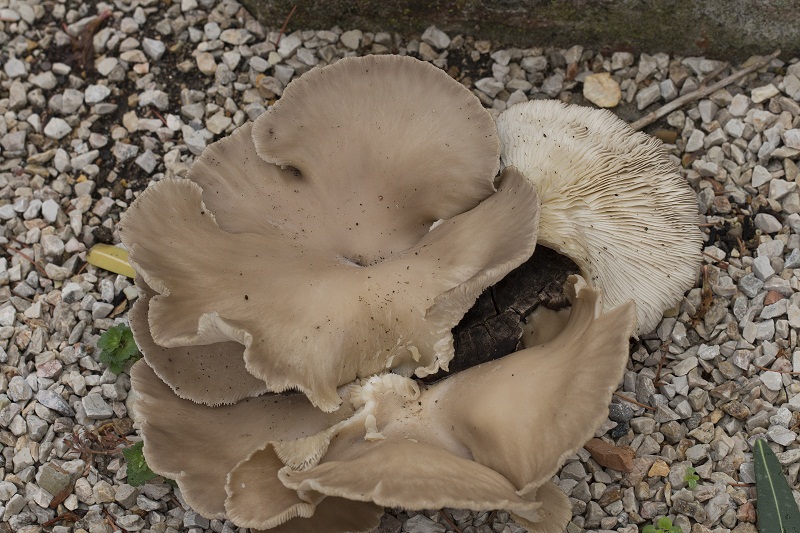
[
  {"xmin": 684, "ymin": 466, "xmax": 699, "ymax": 489},
  {"xmin": 122, "ymin": 442, "xmax": 158, "ymax": 486},
  {"xmin": 98, "ymin": 323, "xmax": 141, "ymax": 374},
  {"xmin": 642, "ymin": 516, "xmax": 683, "ymax": 533}
]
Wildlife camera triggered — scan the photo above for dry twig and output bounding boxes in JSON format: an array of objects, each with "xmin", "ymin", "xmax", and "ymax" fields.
[
  {"xmin": 755, "ymin": 364, "xmax": 800, "ymax": 376},
  {"xmin": 68, "ymin": 10, "xmax": 113, "ymax": 73},
  {"xmin": 275, "ymin": 5, "xmax": 297, "ymax": 47},
  {"xmin": 613, "ymin": 392, "xmax": 656, "ymax": 411},
  {"xmin": 630, "ymin": 49, "xmax": 781, "ymax": 130},
  {"xmin": 439, "ymin": 511, "xmax": 464, "ymax": 533},
  {"xmin": 2, "ymin": 242, "xmax": 49, "ymax": 277}
]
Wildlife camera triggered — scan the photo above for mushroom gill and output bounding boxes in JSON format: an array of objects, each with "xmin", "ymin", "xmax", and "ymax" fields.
[{"xmin": 496, "ymin": 99, "xmax": 702, "ymax": 336}]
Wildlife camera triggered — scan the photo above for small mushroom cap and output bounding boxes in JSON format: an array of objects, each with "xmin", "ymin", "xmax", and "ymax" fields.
[
  {"xmin": 278, "ymin": 276, "xmax": 636, "ymax": 531},
  {"xmin": 130, "ymin": 361, "xmax": 354, "ymax": 519},
  {"xmin": 496, "ymin": 100, "xmax": 702, "ymax": 335},
  {"xmin": 121, "ymin": 166, "xmax": 538, "ymax": 411}
]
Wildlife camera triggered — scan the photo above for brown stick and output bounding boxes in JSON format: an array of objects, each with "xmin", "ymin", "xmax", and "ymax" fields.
[
  {"xmin": 699, "ymin": 61, "xmax": 731, "ymax": 87},
  {"xmin": 630, "ymin": 49, "xmax": 781, "ymax": 131},
  {"xmin": 702, "ymin": 250, "xmax": 729, "ymax": 269},
  {"xmin": 275, "ymin": 5, "xmax": 297, "ymax": 47},
  {"xmin": 439, "ymin": 511, "xmax": 464, "ymax": 533},
  {"xmin": 755, "ymin": 364, "xmax": 800, "ymax": 375},
  {"xmin": 2, "ymin": 243, "xmax": 49, "ymax": 277},
  {"xmin": 613, "ymin": 391, "xmax": 656, "ymax": 411}
]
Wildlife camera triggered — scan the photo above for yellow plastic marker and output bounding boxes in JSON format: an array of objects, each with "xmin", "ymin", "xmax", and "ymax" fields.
[{"xmin": 86, "ymin": 244, "xmax": 136, "ymax": 278}]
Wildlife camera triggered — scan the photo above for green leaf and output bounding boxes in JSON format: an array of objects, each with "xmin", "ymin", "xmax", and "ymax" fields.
[
  {"xmin": 754, "ymin": 438, "xmax": 800, "ymax": 533},
  {"xmin": 657, "ymin": 517, "xmax": 673, "ymax": 530},
  {"xmin": 687, "ymin": 477, "xmax": 697, "ymax": 489},
  {"xmin": 642, "ymin": 526, "xmax": 656, "ymax": 533},
  {"xmin": 122, "ymin": 442, "xmax": 158, "ymax": 487},
  {"xmin": 669, "ymin": 527, "xmax": 683, "ymax": 533},
  {"xmin": 98, "ymin": 324, "xmax": 140, "ymax": 374},
  {"xmin": 97, "ymin": 326, "xmax": 122, "ymax": 350}
]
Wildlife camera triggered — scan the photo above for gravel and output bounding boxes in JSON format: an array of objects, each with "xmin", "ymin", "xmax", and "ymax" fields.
[{"xmin": 0, "ymin": 1, "xmax": 799, "ymax": 532}]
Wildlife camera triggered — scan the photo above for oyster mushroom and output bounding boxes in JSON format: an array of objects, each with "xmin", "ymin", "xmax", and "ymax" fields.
[
  {"xmin": 131, "ymin": 276, "xmax": 636, "ymax": 533},
  {"xmin": 496, "ymin": 100, "xmax": 702, "ymax": 335},
  {"xmin": 120, "ymin": 55, "xmax": 540, "ymax": 412}
]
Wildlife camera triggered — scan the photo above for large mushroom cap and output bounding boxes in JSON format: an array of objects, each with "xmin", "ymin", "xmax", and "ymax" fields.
[
  {"xmin": 496, "ymin": 100, "xmax": 702, "ymax": 335},
  {"xmin": 121, "ymin": 56, "xmax": 540, "ymax": 411}
]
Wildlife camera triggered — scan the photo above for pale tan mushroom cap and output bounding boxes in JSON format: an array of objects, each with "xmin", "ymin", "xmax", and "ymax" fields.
[
  {"xmin": 496, "ymin": 100, "xmax": 702, "ymax": 335},
  {"xmin": 278, "ymin": 276, "xmax": 636, "ymax": 532}
]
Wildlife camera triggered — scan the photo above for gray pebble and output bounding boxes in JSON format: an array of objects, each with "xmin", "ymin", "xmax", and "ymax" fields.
[
  {"xmin": 139, "ymin": 90, "xmax": 170, "ymax": 110},
  {"xmin": 36, "ymin": 390, "xmax": 74, "ymax": 416},
  {"xmin": 475, "ymin": 77, "xmax": 505, "ymax": 98},
  {"xmin": 82, "ymin": 394, "xmax": 113, "ymax": 419},
  {"xmin": 402, "ymin": 515, "xmax": 445, "ymax": 533},
  {"xmin": 685, "ymin": 130, "xmax": 705, "ymax": 152},
  {"xmin": 752, "ymin": 255, "xmax": 776, "ymax": 280},
  {"xmin": 30, "ymin": 71, "xmax": 58, "ymax": 90}
]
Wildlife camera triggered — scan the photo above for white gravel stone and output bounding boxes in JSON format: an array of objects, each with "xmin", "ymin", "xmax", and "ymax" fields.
[
  {"xmin": 220, "ymin": 28, "xmax": 252, "ymax": 45},
  {"xmin": 751, "ymin": 84, "xmax": 780, "ymax": 103},
  {"xmin": 729, "ymin": 93, "xmax": 751, "ymax": 116},
  {"xmin": 760, "ymin": 371, "xmax": 784, "ymax": 391},
  {"xmin": 142, "ymin": 38, "xmax": 166, "ymax": 60},
  {"xmin": 754, "ymin": 213, "xmax": 783, "ymax": 234},
  {"xmin": 139, "ymin": 90, "xmax": 169, "ymax": 110},
  {"xmin": 421, "ymin": 25, "xmax": 451, "ymax": 50},
  {"xmin": 42, "ymin": 121, "xmax": 71, "ymax": 143},
  {"xmin": 82, "ymin": 394, "xmax": 113, "ymax": 419},
  {"xmin": 768, "ymin": 426, "xmax": 797, "ymax": 445},
  {"xmin": 636, "ymin": 83, "xmax": 661, "ymax": 109},
  {"xmin": 752, "ymin": 165, "xmax": 772, "ymax": 187},
  {"xmin": 4, "ymin": 56, "xmax": 27, "ymax": 78},
  {"xmin": 685, "ymin": 129, "xmax": 705, "ymax": 152},
  {"xmin": 196, "ymin": 52, "xmax": 216, "ymax": 75},
  {"xmin": 41, "ymin": 199, "xmax": 60, "ymax": 223},
  {"xmin": 277, "ymin": 33, "xmax": 303, "ymax": 57},
  {"xmin": 475, "ymin": 77, "xmax": 504, "ymax": 98},
  {"xmin": 135, "ymin": 150, "xmax": 159, "ymax": 173},
  {"xmin": 30, "ymin": 71, "xmax": 57, "ymax": 90},
  {"xmin": 784, "ymin": 129, "xmax": 800, "ymax": 149},
  {"xmin": 41, "ymin": 235, "xmax": 65, "ymax": 257}
]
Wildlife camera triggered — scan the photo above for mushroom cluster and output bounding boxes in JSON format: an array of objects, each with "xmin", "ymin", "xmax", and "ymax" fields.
[{"xmin": 121, "ymin": 55, "xmax": 701, "ymax": 533}]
